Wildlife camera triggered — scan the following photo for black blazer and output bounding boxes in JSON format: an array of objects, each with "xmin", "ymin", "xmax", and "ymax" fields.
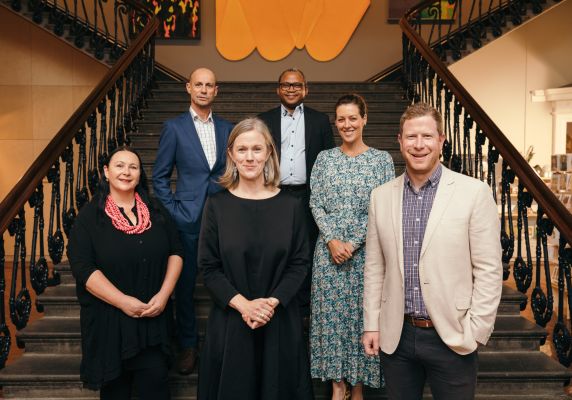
[{"xmin": 258, "ymin": 105, "xmax": 335, "ymax": 184}]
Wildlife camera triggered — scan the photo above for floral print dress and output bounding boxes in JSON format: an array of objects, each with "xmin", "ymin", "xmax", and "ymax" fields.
[{"xmin": 309, "ymin": 147, "xmax": 394, "ymax": 387}]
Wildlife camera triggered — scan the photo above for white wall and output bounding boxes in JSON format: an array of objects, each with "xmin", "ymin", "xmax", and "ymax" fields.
[{"xmin": 449, "ymin": 0, "xmax": 572, "ymax": 169}]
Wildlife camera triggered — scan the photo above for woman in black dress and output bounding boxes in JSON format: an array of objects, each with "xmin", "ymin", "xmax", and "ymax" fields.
[
  {"xmin": 67, "ymin": 146, "xmax": 183, "ymax": 399},
  {"xmin": 197, "ymin": 118, "xmax": 313, "ymax": 400}
]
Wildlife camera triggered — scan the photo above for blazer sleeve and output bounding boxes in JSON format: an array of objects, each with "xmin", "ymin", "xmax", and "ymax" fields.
[
  {"xmin": 197, "ymin": 198, "xmax": 239, "ymax": 309},
  {"xmin": 309, "ymin": 151, "xmax": 341, "ymax": 243},
  {"xmin": 363, "ymin": 188, "xmax": 386, "ymax": 332},
  {"xmin": 152, "ymin": 121, "xmax": 177, "ymax": 214},
  {"xmin": 270, "ymin": 198, "xmax": 309, "ymax": 307},
  {"xmin": 468, "ymin": 181, "xmax": 503, "ymax": 345}
]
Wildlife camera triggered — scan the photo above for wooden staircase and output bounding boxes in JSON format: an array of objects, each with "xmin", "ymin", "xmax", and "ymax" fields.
[{"xmin": 0, "ymin": 78, "xmax": 571, "ymax": 398}]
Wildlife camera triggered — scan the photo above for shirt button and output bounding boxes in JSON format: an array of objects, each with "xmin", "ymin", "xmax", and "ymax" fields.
[
  {"xmin": 292, "ymin": 130, "xmax": 294, "ymax": 133},
  {"xmin": 142, "ymin": 258, "xmax": 147, "ymax": 262},
  {"xmin": 290, "ymin": 158, "xmax": 293, "ymax": 161},
  {"xmin": 139, "ymin": 240, "xmax": 143, "ymax": 244},
  {"xmin": 414, "ymin": 287, "xmax": 419, "ymax": 291},
  {"xmin": 291, "ymin": 145, "xmax": 294, "ymax": 147},
  {"xmin": 414, "ymin": 241, "xmax": 418, "ymax": 244},
  {"xmin": 418, "ymin": 196, "xmax": 422, "ymax": 200},
  {"xmin": 415, "ymin": 218, "xmax": 420, "ymax": 222},
  {"xmin": 413, "ymin": 263, "xmax": 418, "ymax": 267}
]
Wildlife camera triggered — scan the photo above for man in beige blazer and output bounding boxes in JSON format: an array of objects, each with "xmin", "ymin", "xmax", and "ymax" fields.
[{"xmin": 362, "ymin": 103, "xmax": 502, "ymax": 399}]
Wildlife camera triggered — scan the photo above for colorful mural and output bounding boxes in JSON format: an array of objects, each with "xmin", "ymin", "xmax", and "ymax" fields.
[
  {"xmin": 215, "ymin": 0, "xmax": 371, "ymax": 62},
  {"xmin": 144, "ymin": 0, "xmax": 200, "ymax": 40}
]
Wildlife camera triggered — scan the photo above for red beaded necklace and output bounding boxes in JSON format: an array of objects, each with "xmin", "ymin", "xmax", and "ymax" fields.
[{"xmin": 104, "ymin": 193, "xmax": 152, "ymax": 234}]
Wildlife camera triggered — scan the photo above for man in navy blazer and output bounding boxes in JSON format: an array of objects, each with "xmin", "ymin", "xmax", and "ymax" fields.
[
  {"xmin": 258, "ymin": 68, "xmax": 335, "ymax": 316},
  {"xmin": 152, "ymin": 67, "xmax": 233, "ymax": 375}
]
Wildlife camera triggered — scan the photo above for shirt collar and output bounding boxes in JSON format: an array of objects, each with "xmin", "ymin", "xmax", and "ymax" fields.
[
  {"xmin": 404, "ymin": 164, "xmax": 443, "ymax": 190},
  {"xmin": 281, "ymin": 103, "xmax": 304, "ymax": 117},
  {"xmin": 189, "ymin": 106, "xmax": 213, "ymax": 123}
]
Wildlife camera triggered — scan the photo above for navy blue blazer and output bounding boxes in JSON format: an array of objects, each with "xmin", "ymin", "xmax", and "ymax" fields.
[{"xmin": 152, "ymin": 112, "xmax": 233, "ymax": 236}]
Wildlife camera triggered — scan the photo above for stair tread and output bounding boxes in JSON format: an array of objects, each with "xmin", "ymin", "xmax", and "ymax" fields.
[
  {"xmin": 16, "ymin": 314, "xmax": 546, "ymax": 339},
  {"xmin": 1, "ymin": 351, "xmax": 569, "ymax": 383}
]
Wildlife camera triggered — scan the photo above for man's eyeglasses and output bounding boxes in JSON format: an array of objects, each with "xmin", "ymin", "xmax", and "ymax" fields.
[{"xmin": 279, "ymin": 82, "xmax": 305, "ymax": 91}]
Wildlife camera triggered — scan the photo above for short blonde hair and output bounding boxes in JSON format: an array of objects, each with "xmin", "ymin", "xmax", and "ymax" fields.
[{"xmin": 219, "ymin": 118, "xmax": 281, "ymax": 189}]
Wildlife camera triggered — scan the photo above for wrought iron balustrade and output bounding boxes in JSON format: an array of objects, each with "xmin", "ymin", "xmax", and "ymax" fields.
[
  {"xmin": 0, "ymin": 0, "xmax": 157, "ymax": 369},
  {"xmin": 401, "ymin": 0, "xmax": 572, "ymax": 366},
  {"xmin": 8, "ymin": 0, "xmax": 143, "ymax": 62},
  {"xmin": 407, "ymin": 0, "xmax": 560, "ymax": 62}
]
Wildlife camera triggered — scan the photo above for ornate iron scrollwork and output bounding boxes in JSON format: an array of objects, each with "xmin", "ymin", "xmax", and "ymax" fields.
[
  {"xmin": 75, "ymin": 127, "xmax": 89, "ymax": 210},
  {"xmin": 513, "ymin": 184, "xmax": 533, "ymax": 297},
  {"xmin": 0, "ymin": 236, "xmax": 12, "ymax": 368},
  {"xmin": 47, "ymin": 161, "xmax": 64, "ymax": 265},
  {"xmin": 553, "ymin": 237, "xmax": 572, "ymax": 366},
  {"xmin": 500, "ymin": 162, "xmax": 515, "ymax": 279},
  {"xmin": 8, "ymin": 211, "xmax": 32, "ymax": 331},
  {"xmin": 28, "ymin": 184, "xmax": 49, "ymax": 297},
  {"xmin": 62, "ymin": 145, "xmax": 77, "ymax": 238},
  {"xmin": 531, "ymin": 210, "xmax": 554, "ymax": 327}
]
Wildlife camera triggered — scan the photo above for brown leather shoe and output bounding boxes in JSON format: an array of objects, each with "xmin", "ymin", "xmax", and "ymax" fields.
[{"xmin": 177, "ymin": 347, "xmax": 198, "ymax": 375}]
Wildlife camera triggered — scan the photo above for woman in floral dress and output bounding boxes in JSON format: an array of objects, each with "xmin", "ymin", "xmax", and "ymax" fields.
[{"xmin": 310, "ymin": 94, "xmax": 394, "ymax": 400}]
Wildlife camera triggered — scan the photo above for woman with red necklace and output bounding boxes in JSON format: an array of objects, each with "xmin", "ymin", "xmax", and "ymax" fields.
[{"xmin": 68, "ymin": 146, "xmax": 183, "ymax": 400}]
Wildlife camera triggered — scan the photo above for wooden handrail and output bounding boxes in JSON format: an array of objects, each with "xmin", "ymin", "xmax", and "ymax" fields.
[
  {"xmin": 0, "ymin": 4, "xmax": 159, "ymax": 234},
  {"xmin": 399, "ymin": 0, "xmax": 572, "ymax": 242}
]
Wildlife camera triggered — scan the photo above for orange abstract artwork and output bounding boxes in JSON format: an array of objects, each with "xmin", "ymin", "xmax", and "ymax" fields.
[{"xmin": 216, "ymin": 0, "xmax": 371, "ymax": 61}]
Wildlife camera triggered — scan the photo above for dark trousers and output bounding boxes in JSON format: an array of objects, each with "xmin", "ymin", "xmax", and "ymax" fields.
[
  {"xmin": 100, "ymin": 347, "xmax": 170, "ymax": 400},
  {"xmin": 176, "ymin": 232, "xmax": 199, "ymax": 349},
  {"xmin": 380, "ymin": 322, "xmax": 478, "ymax": 400},
  {"xmin": 280, "ymin": 186, "xmax": 318, "ymax": 316}
]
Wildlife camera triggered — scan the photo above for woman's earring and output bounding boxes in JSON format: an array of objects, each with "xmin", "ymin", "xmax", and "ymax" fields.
[
  {"xmin": 232, "ymin": 165, "xmax": 238, "ymax": 181},
  {"xmin": 263, "ymin": 164, "xmax": 269, "ymax": 183}
]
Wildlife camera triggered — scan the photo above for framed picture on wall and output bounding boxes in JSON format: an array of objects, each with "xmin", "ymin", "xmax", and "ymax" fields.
[
  {"xmin": 388, "ymin": 0, "xmax": 455, "ymax": 24},
  {"xmin": 136, "ymin": 0, "xmax": 201, "ymax": 41}
]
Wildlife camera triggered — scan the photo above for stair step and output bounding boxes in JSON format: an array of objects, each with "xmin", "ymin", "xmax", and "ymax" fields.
[
  {"xmin": 1, "ymin": 351, "xmax": 569, "ymax": 399},
  {"xmin": 18, "ymin": 306, "xmax": 545, "ymax": 356},
  {"xmin": 37, "ymin": 283, "xmax": 212, "ymax": 317},
  {"xmin": 138, "ymin": 111, "xmax": 404, "ymax": 124},
  {"xmin": 497, "ymin": 285, "xmax": 528, "ymax": 316},
  {"xmin": 146, "ymin": 99, "xmax": 408, "ymax": 112},
  {"xmin": 153, "ymin": 81, "xmax": 404, "ymax": 91}
]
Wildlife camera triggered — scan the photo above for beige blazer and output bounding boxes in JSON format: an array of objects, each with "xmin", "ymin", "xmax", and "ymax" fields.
[{"xmin": 363, "ymin": 166, "xmax": 503, "ymax": 355}]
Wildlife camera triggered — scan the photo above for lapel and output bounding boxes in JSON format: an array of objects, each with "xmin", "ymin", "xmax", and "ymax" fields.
[
  {"xmin": 271, "ymin": 107, "xmax": 282, "ymax": 160},
  {"xmin": 303, "ymin": 105, "xmax": 312, "ymax": 162},
  {"xmin": 392, "ymin": 174, "xmax": 405, "ymax": 282},
  {"xmin": 184, "ymin": 112, "xmax": 210, "ymax": 170},
  {"xmin": 212, "ymin": 114, "xmax": 227, "ymax": 170},
  {"xmin": 420, "ymin": 167, "xmax": 456, "ymax": 259}
]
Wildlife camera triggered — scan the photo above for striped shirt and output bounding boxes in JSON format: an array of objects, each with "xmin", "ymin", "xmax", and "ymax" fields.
[
  {"xmin": 190, "ymin": 106, "xmax": 217, "ymax": 170},
  {"xmin": 402, "ymin": 164, "xmax": 442, "ymax": 318}
]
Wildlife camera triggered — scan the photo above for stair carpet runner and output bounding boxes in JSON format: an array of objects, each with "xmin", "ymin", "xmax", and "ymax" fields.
[{"xmin": 0, "ymin": 81, "xmax": 570, "ymax": 399}]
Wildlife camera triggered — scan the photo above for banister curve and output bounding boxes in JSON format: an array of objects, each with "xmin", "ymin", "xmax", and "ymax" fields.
[
  {"xmin": 399, "ymin": 0, "xmax": 572, "ymax": 242},
  {"xmin": 0, "ymin": 1, "xmax": 159, "ymax": 234}
]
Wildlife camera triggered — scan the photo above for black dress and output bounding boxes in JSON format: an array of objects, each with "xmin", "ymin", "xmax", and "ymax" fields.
[
  {"xmin": 67, "ymin": 198, "xmax": 183, "ymax": 389},
  {"xmin": 197, "ymin": 190, "xmax": 313, "ymax": 400}
]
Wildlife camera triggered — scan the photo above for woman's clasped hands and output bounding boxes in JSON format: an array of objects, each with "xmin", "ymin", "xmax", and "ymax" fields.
[
  {"xmin": 327, "ymin": 239, "xmax": 354, "ymax": 265},
  {"xmin": 241, "ymin": 297, "xmax": 279, "ymax": 329}
]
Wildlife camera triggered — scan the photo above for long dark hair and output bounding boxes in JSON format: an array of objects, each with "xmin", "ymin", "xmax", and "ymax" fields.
[{"xmin": 95, "ymin": 146, "xmax": 155, "ymax": 217}]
